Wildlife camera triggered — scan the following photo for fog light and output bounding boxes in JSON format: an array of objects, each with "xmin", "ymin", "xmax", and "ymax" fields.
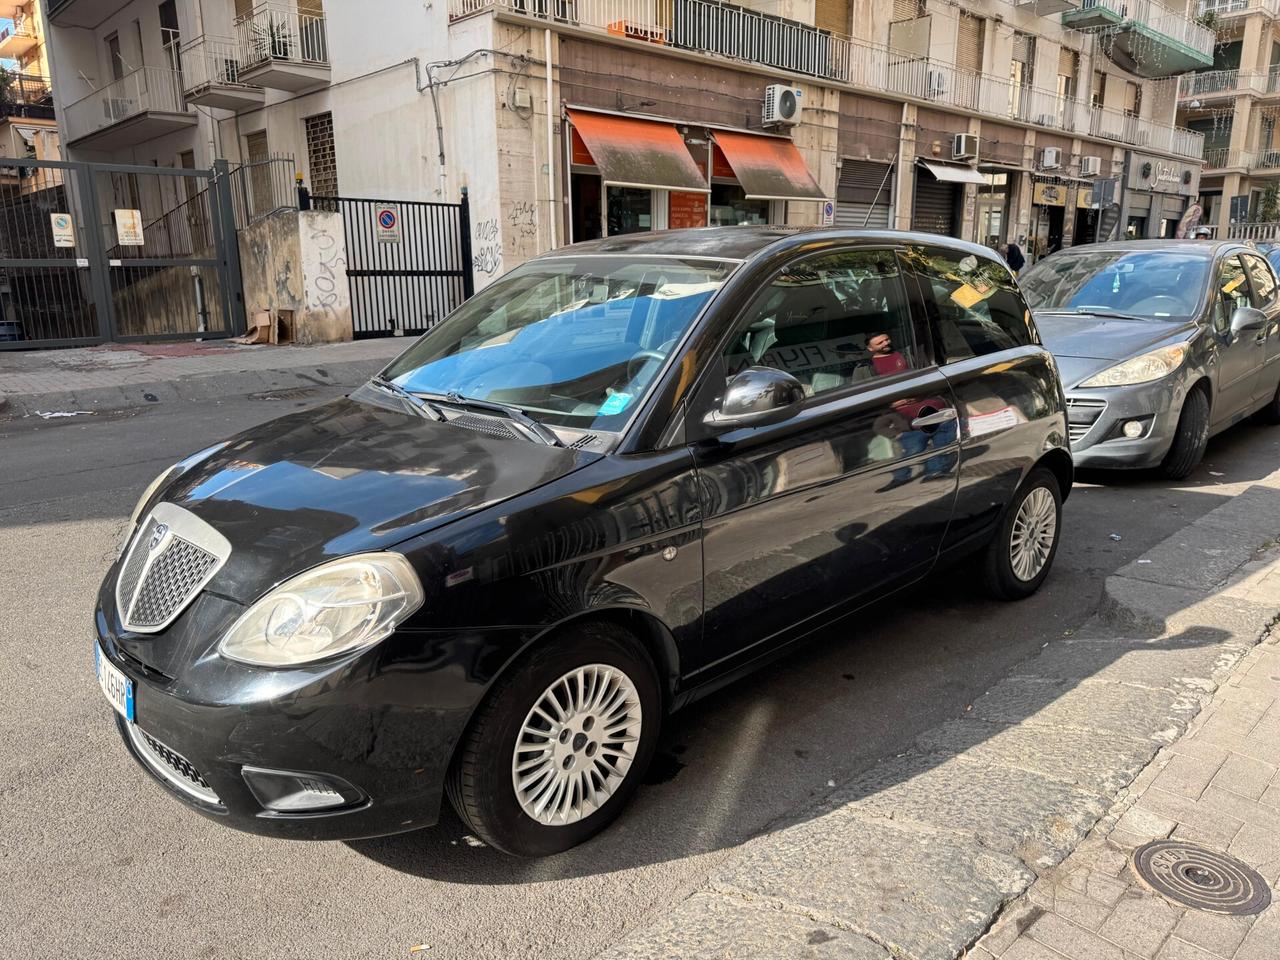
[
  {"xmin": 242, "ymin": 766, "xmax": 355, "ymax": 812},
  {"xmin": 1122, "ymin": 420, "xmax": 1145, "ymax": 439}
]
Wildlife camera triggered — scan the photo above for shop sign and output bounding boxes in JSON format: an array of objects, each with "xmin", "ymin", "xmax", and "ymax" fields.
[
  {"xmin": 669, "ymin": 191, "xmax": 708, "ymax": 229},
  {"xmin": 1127, "ymin": 152, "xmax": 1196, "ymax": 195},
  {"xmin": 114, "ymin": 209, "xmax": 144, "ymax": 246},
  {"xmin": 1032, "ymin": 183, "xmax": 1067, "ymax": 207},
  {"xmin": 1076, "ymin": 188, "xmax": 1095, "ymax": 210}
]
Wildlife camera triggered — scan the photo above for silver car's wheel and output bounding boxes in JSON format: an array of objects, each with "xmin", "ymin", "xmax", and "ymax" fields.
[
  {"xmin": 1009, "ymin": 486, "xmax": 1057, "ymax": 582},
  {"xmin": 511, "ymin": 664, "xmax": 643, "ymax": 827}
]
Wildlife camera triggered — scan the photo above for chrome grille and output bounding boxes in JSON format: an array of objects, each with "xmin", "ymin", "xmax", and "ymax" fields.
[
  {"xmin": 115, "ymin": 503, "xmax": 231, "ymax": 634},
  {"xmin": 127, "ymin": 724, "xmax": 221, "ymax": 805},
  {"xmin": 1066, "ymin": 397, "xmax": 1107, "ymax": 446}
]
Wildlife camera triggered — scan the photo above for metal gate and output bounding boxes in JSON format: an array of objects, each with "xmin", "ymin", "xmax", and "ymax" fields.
[
  {"xmin": 312, "ymin": 192, "xmax": 473, "ymax": 338},
  {"xmin": 835, "ymin": 160, "xmax": 894, "ymax": 230},
  {"xmin": 0, "ymin": 157, "xmax": 244, "ymax": 349}
]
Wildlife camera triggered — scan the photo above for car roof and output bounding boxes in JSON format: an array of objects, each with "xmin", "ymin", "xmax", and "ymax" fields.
[
  {"xmin": 537, "ymin": 226, "xmax": 1002, "ymax": 264},
  {"xmin": 1048, "ymin": 239, "xmax": 1241, "ymax": 258}
]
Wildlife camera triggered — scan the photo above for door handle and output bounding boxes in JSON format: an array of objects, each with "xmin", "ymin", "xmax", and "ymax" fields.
[{"xmin": 911, "ymin": 408, "xmax": 958, "ymax": 430}]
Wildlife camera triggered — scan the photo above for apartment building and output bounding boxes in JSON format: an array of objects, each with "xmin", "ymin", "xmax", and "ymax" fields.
[
  {"xmin": 1178, "ymin": 0, "xmax": 1280, "ymax": 233},
  {"xmin": 38, "ymin": 0, "xmax": 1208, "ymax": 293},
  {"xmin": 1, "ymin": 0, "xmax": 60, "ymax": 189}
]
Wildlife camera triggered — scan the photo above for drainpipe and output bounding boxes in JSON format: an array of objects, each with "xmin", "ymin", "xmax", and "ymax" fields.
[{"xmin": 545, "ymin": 28, "xmax": 558, "ymax": 249}]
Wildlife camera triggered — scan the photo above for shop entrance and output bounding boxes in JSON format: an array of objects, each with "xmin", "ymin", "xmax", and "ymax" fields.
[
  {"xmin": 1074, "ymin": 206, "xmax": 1098, "ymax": 245},
  {"xmin": 570, "ymin": 172, "xmax": 603, "ymax": 242}
]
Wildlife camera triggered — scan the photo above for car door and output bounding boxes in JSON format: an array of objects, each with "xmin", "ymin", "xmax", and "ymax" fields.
[
  {"xmin": 1241, "ymin": 252, "xmax": 1280, "ymax": 407},
  {"xmin": 686, "ymin": 246, "xmax": 960, "ymax": 679},
  {"xmin": 1210, "ymin": 254, "xmax": 1264, "ymax": 427}
]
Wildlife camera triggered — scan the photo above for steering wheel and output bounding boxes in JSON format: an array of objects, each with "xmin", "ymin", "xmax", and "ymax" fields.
[{"xmin": 626, "ymin": 349, "xmax": 668, "ymax": 382}]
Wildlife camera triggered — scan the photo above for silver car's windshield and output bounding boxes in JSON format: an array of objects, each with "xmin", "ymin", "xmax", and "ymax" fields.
[
  {"xmin": 379, "ymin": 256, "xmax": 736, "ymax": 432},
  {"xmin": 1021, "ymin": 251, "xmax": 1210, "ymax": 321}
]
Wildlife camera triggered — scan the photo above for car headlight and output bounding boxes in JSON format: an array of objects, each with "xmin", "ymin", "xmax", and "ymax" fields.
[
  {"xmin": 1079, "ymin": 344, "xmax": 1189, "ymax": 388},
  {"xmin": 218, "ymin": 553, "xmax": 424, "ymax": 667}
]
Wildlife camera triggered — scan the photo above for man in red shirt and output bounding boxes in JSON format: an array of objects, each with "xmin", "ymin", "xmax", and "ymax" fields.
[{"xmin": 868, "ymin": 332, "xmax": 907, "ymax": 376}]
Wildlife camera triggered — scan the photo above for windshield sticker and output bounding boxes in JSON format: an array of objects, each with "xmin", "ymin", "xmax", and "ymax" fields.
[{"xmin": 598, "ymin": 392, "xmax": 633, "ymax": 416}]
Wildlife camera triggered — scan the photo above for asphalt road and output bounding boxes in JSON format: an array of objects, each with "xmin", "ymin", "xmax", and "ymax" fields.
[{"xmin": 3, "ymin": 390, "xmax": 1279, "ymax": 960}]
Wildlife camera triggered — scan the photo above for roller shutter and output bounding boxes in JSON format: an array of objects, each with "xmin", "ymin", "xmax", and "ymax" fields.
[
  {"xmin": 912, "ymin": 174, "xmax": 958, "ymax": 236},
  {"xmin": 956, "ymin": 14, "xmax": 983, "ymax": 74},
  {"xmin": 815, "ymin": 0, "xmax": 851, "ymax": 35},
  {"xmin": 835, "ymin": 160, "xmax": 893, "ymax": 229}
]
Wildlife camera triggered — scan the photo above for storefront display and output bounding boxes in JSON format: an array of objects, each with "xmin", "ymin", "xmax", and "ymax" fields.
[
  {"xmin": 1121, "ymin": 151, "xmax": 1200, "ymax": 240},
  {"xmin": 1030, "ymin": 180, "xmax": 1068, "ymax": 258}
]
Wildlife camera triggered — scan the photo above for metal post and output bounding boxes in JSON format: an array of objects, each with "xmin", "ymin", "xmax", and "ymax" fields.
[
  {"xmin": 77, "ymin": 163, "xmax": 118, "ymax": 341},
  {"xmin": 212, "ymin": 158, "xmax": 248, "ymax": 336},
  {"xmin": 459, "ymin": 186, "xmax": 475, "ymax": 300},
  {"xmin": 297, "ymin": 172, "xmax": 311, "ymax": 211}
]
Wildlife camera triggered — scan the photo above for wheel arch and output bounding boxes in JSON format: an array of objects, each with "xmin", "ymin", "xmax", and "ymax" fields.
[{"xmin": 1035, "ymin": 447, "xmax": 1074, "ymax": 503}]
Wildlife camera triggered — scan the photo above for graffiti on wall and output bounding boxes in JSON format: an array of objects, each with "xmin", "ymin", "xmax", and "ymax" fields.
[
  {"xmin": 474, "ymin": 217, "xmax": 502, "ymax": 276},
  {"xmin": 307, "ymin": 223, "xmax": 348, "ymax": 311},
  {"xmin": 507, "ymin": 200, "xmax": 537, "ymax": 240}
]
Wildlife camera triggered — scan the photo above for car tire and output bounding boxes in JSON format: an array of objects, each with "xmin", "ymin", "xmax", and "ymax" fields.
[
  {"xmin": 982, "ymin": 466, "xmax": 1062, "ymax": 601},
  {"xmin": 1160, "ymin": 388, "xmax": 1210, "ymax": 480},
  {"xmin": 445, "ymin": 621, "xmax": 661, "ymax": 857},
  {"xmin": 1258, "ymin": 379, "xmax": 1280, "ymax": 425}
]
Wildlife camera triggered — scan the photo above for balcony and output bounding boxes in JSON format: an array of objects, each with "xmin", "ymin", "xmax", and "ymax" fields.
[
  {"xmin": 45, "ymin": 0, "xmax": 133, "ymax": 28},
  {"xmin": 1178, "ymin": 69, "xmax": 1267, "ymax": 102},
  {"xmin": 1013, "ymin": 0, "xmax": 1081, "ymax": 14},
  {"xmin": 449, "ymin": 0, "xmax": 1205, "ymax": 160},
  {"xmin": 1202, "ymin": 147, "xmax": 1254, "ymax": 170},
  {"xmin": 1198, "ymin": 0, "xmax": 1280, "ymax": 20},
  {"xmin": 0, "ymin": 23, "xmax": 37, "ymax": 59},
  {"xmin": 63, "ymin": 66, "xmax": 195, "ymax": 150},
  {"xmin": 235, "ymin": 3, "xmax": 330, "ymax": 92},
  {"xmin": 179, "ymin": 36, "xmax": 266, "ymax": 109},
  {"xmin": 1063, "ymin": 0, "xmax": 1215, "ymax": 77}
]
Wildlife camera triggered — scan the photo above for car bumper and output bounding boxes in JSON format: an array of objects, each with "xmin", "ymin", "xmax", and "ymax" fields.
[
  {"xmin": 1066, "ymin": 380, "xmax": 1185, "ymax": 470},
  {"xmin": 94, "ymin": 606, "xmax": 463, "ymax": 842}
]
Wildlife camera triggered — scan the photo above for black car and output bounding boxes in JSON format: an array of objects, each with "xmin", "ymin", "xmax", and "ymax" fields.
[{"xmin": 96, "ymin": 227, "xmax": 1071, "ymax": 856}]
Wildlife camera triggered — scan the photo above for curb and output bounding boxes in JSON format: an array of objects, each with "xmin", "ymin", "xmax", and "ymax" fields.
[
  {"xmin": 0, "ymin": 356, "xmax": 388, "ymax": 420},
  {"xmin": 592, "ymin": 475, "xmax": 1280, "ymax": 960}
]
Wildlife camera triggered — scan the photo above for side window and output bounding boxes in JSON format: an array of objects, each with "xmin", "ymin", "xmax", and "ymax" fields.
[
  {"xmin": 1242, "ymin": 253, "xmax": 1277, "ymax": 309},
  {"xmin": 1214, "ymin": 256, "xmax": 1250, "ymax": 333},
  {"xmin": 721, "ymin": 249, "xmax": 918, "ymax": 399},
  {"xmin": 907, "ymin": 245, "xmax": 1033, "ymax": 363}
]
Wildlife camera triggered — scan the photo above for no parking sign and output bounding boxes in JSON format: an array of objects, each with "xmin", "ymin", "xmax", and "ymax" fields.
[
  {"xmin": 376, "ymin": 204, "xmax": 402, "ymax": 243},
  {"xmin": 821, "ymin": 199, "xmax": 835, "ymax": 226}
]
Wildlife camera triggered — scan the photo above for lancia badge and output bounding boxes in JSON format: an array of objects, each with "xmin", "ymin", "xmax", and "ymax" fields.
[{"xmin": 149, "ymin": 523, "xmax": 169, "ymax": 551}]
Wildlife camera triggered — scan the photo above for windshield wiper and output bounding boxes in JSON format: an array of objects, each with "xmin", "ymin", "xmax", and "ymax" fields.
[
  {"xmin": 418, "ymin": 391, "xmax": 564, "ymax": 447},
  {"xmin": 369, "ymin": 376, "xmax": 446, "ymax": 422},
  {"xmin": 1039, "ymin": 308, "xmax": 1152, "ymax": 322}
]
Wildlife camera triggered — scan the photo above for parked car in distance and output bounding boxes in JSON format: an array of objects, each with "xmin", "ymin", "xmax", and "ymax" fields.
[
  {"xmin": 96, "ymin": 227, "xmax": 1071, "ymax": 857},
  {"xmin": 1020, "ymin": 240, "xmax": 1280, "ymax": 479},
  {"xmin": 1252, "ymin": 240, "xmax": 1280, "ymax": 277}
]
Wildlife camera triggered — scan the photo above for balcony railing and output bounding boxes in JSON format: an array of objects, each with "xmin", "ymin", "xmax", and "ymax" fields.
[
  {"xmin": 180, "ymin": 35, "xmax": 257, "ymax": 92},
  {"xmin": 1134, "ymin": 0, "xmax": 1216, "ymax": 56},
  {"xmin": 449, "ymin": 0, "xmax": 1205, "ymax": 160},
  {"xmin": 2, "ymin": 72, "xmax": 53, "ymax": 105},
  {"xmin": 63, "ymin": 66, "xmax": 187, "ymax": 143},
  {"xmin": 1202, "ymin": 147, "xmax": 1253, "ymax": 168},
  {"xmin": 235, "ymin": 2, "xmax": 329, "ymax": 72},
  {"xmin": 1198, "ymin": 0, "xmax": 1280, "ymax": 19},
  {"xmin": 1178, "ymin": 70, "xmax": 1267, "ymax": 98}
]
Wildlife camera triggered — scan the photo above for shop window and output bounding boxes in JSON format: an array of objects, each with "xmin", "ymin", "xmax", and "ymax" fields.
[
  {"xmin": 908, "ymin": 246, "xmax": 1032, "ymax": 362},
  {"xmin": 710, "ymin": 183, "xmax": 769, "ymax": 227},
  {"xmin": 722, "ymin": 250, "xmax": 917, "ymax": 398},
  {"xmin": 1126, "ymin": 216, "xmax": 1147, "ymax": 240},
  {"xmin": 606, "ymin": 186, "xmax": 653, "ymax": 235},
  {"xmin": 571, "ymin": 173, "xmax": 603, "ymax": 242}
]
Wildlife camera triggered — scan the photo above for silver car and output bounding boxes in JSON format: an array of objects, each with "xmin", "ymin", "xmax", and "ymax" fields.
[{"xmin": 1020, "ymin": 241, "xmax": 1280, "ymax": 478}]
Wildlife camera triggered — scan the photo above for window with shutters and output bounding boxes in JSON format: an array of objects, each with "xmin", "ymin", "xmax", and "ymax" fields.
[
  {"xmin": 956, "ymin": 13, "xmax": 983, "ymax": 75},
  {"xmin": 234, "ymin": 0, "xmax": 253, "ymax": 20},
  {"xmin": 305, "ymin": 112, "xmax": 338, "ymax": 197},
  {"xmin": 1092, "ymin": 70, "xmax": 1108, "ymax": 109},
  {"xmin": 892, "ymin": 0, "xmax": 926, "ymax": 21},
  {"xmin": 815, "ymin": 0, "xmax": 851, "ymax": 36},
  {"xmin": 1056, "ymin": 47, "xmax": 1078, "ymax": 101},
  {"xmin": 245, "ymin": 130, "xmax": 272, "ymax": 218},
  {"xmin": 1124, "ymin": 81, "xmax": 1142, "ymax": 118}
]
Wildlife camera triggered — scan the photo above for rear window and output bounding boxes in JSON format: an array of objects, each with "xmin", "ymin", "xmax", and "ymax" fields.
[{"xmin": 905, "ymin": 245, "xmax": 1034, "ymax": 363}]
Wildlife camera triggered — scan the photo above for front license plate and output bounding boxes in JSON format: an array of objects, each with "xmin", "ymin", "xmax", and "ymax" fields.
[{"xmin": 96, "ymin": 645, "xmax": 135, "ymax": 723}]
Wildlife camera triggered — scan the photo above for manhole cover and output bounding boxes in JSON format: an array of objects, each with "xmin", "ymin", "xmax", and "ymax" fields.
[{"xmin": 1132, "ymin": 840, "xmax": 1272, "ymax": 915}]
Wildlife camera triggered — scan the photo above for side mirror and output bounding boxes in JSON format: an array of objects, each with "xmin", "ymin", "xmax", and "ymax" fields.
[
  {"xmin": 704, "ymin": 366, "xmax": 805, "ymax": 430},
  {"xmin": 1230, "ymin": 306, "xmax": 1267, "ymax": 337}
]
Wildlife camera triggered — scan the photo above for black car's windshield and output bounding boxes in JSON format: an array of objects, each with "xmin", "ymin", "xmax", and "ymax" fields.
[
  {"xmin": 380, "ymin": 255, "xmax": 736, "ymax": 432},
  {"xmin": 1020, "ymin": 250, "xmax": 1210, "ymax": 321}
]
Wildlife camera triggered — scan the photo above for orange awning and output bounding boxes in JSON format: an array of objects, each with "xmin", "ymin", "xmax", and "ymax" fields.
[
  {"xmin": 567, "ymin": 109, "xmax": 709, "ymax": 193},
  {"xmin": 711, "ymin": 130, "xmax": 826, "ymax": 202}
]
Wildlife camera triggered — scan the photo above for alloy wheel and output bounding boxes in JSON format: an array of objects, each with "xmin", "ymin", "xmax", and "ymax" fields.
[
  {"xmin": 1009, "ymin": 486, "xmax": 1057, "ymax": 582},
  {"xmin": 511, "ymin": 664, "xmax": 643, "ymax": 826}
]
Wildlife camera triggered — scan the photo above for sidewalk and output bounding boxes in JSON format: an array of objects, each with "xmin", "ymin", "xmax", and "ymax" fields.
[
  {"xmin": 0, "ymin": 339, "xmax": 407, "ymax": 419},
  {"xmin": 593, "ymin": 478, "xmax": 1280, "ymax": 960}
]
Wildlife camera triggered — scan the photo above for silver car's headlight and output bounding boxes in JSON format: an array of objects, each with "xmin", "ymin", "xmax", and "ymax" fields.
[
  {"xmin": 1079, "ymin": 343, "xmax": 1189, "ymax": 388},
  {"xmin": 219, "ymin": 553, "xmax": 424, "ymax": 667}
]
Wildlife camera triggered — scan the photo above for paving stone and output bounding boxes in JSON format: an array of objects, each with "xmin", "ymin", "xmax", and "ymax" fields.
[
  {"xmin": 1228, "ymin": 824, "xmax": 1280, "ymax": 883},
  {"xmin": 1096, "ymin": 895, "xmax": 1183, "ymax": 958},
  {"xmin": 1156, "ymin": 937, "xmax": 1229, "ymax": 960},
  {"xmin": 1260, "ymin": 782, "xmax": 1280, "ymax": 812},
  {"xmin": 1116, "ymin": 526, "xmax": 1267, "ymax": 592},
  {"xmin": 717, "ymin": 815, "xmax": 1034, "ymax": 960},
  {"xmin": 1002, "ymin": 938, "xmax": 1072, "ymax": 960},
  {"xmin": 1027, "ymin": 910, "xmax": 1127, "ymax": 960},
  {"xmin": 823, "ymin": 753, "xmax": 1108, "ymax": 867},
  {"xmin": 594, "ymin": 891, "xmax": 891, "ymax": 960},
  {"xmin": 970, "ymin": 678, "xmax": 1201, "ymax": 743},
  {"xmin": 1200, "ymin": 786, "xmax": 1280, "ymax": 836},
  {"xmin": 1234, "ymin": 909, "xmax": 1280, "ymax": 960},
  {"xmin": 980, "ymin": 901, "xmax": 1046, "ymax": 956},
  {"xmin": 1150, "ymin": 754, "xmax": 1224, "ymax": 801},
  {"xmin": 1012, "ymin": 640, "xmax": 1245, "ymax": 691},
  {"xmin": 1172, "ymin": 911, "xmax": 1254, "ymax": 959},
  {"xmin": 1134, "ymin": 789, "xmax": 1244, "ymax": 848},
  {"xmin": 913, "ymin": 719, "xmax": 1157, "ymax": 797},
  {"xmin": 1113, "ymin": 807, "xmax": 1177, "ymax": 842},
  {"xmin": 1211, "ymin": 755, "xmax": 1277, "ymax": 802}
]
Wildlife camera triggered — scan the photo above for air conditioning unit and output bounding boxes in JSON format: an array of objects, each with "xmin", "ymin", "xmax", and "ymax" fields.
[
  {"xmin": 1041, "ymin": 146, "xmax": 1062, "ymax": 170},
  {"xmin": 953, "ymin": 133, "xmax": 978, "ymax": 161},
  {"xmin": 927, "ymin": 70, "xmax": 948, "ymax": 99},
  {"xmin": 1080, "ymin": 155, "xmax": 1102, "ymax": 177},
  {"xmin": 762, "ymin": 84, "xmax": 803, "ymax": 127}
]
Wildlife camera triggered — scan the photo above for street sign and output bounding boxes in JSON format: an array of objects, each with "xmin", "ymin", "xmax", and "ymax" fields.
[
  {"xmin": 1090, "ymin": 178, "xmax": 1118, "ymax": 207},
  {"xmin": 376, "ymin": 204, "xmax": 402, "ymax": 243},
  {"xmin": 50, "ymin": 213, "xmax": 75, "ymax": 248},
  {"xmin": 114, "ymin": 209, "xmax": 144, "ymax": 246},
  {"xmin": 821, "ymin": 199, "xmax": 835, "ymax": 226}
]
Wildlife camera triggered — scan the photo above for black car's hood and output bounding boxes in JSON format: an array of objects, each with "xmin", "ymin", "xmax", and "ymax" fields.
[
  {"xmin": 1034, "ymin": 313, "xmax": 1196, "ymax": 387},
  {"xmin": 158, "ymin": 395, "xmax": 599, "ymax": 603}
]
